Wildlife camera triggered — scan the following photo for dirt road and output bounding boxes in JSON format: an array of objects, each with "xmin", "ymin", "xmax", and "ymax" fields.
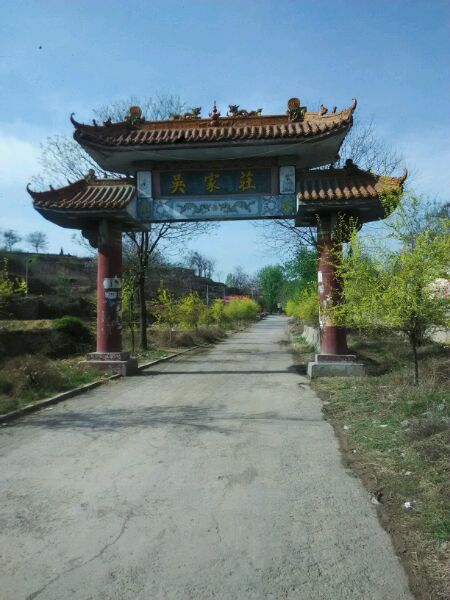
[{"xmin": 0, "ymin": 316, "xmax": 413, "ymax": 599}]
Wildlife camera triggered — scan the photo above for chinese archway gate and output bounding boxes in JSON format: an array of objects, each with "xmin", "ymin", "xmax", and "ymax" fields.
[{"xmin": 28, "ymin": 97, "xmax": 406, "ymax": 376}]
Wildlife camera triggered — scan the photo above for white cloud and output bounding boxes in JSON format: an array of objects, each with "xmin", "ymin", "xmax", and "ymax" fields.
[{"xmin": 0, "ymin": 131, "xmax": 40, "ymax": 186}]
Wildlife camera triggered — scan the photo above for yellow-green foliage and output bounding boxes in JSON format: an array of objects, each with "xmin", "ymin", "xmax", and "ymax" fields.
[
  {"xmin": 151, "ymin": 291, "xmax": 259, "ymax": 331},
  {"xmin": 178, "ymin": 292, "xmax": 205, "ymax": 329},
  {"xmin": 329, "ymin": 201, "xmax": 449, "ymax": 384},
  {"xmin": 332, "ymin": 227, "xmax": 450, "ymax": 335},
  {"xmin": 285, "ymin": 287, "xmax": 319, "ymax": 324},
  {"xmin": 223, "ymin": 298, "xmax": 259, "ymax": 323},
  {"xmin": 210, "ymin": 298, "xmax": 226, "ymax": 325},
  {"xmin": 0, "ymin": 258, "xmax": 26, "ymax": 297},
  {"xmin": 154, "ymin": 286, "xmax": 180, "ymax": 329}
]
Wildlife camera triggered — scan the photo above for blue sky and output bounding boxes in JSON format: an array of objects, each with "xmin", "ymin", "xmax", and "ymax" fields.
[{"xmin": 1, "ymin": 0, "xmax": 449, "ymax": 278}]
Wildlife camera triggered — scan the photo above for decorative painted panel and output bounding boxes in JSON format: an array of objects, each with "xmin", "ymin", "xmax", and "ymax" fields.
[
  {"xmin": 136, "ymin": 171, "xmax": 152, "ymax": 198},
  {"xmin": 148, "ymin": 194, "xmax": 297, "ymax": 222}
]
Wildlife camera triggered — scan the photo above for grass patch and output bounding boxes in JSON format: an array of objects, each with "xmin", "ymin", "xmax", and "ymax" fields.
[
  {"xmin": 133, "ymin": 347, "xmax": 171, "ymax": 364},
  {"xmin": 0, "ymin": 319, "xmax": 53, "ymax": 331},
  {"xmin": 0, "ymin": 355, "xmax": 104, "ymax": 415},
  {"xmin": 306, "ymin": 331, "xmax": 449, "ymax": 600}
]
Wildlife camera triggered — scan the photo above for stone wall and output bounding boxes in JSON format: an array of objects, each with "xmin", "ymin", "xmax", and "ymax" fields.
[{"xmin": 302, "ymin": 324, "xmax": 320, "ymax": 351}]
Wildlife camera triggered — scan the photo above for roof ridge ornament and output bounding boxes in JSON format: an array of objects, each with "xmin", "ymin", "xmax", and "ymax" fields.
[
  {"xmin": 124, "ymin": 106, "xmax": 144, "ymax": 129},
  {"xmin": 209, "ymin": 101, "xmax": 221, "ymax": 126},
  {"xmin": 70, "ymin": 112, "xmax": 81, "ymax": 127},
  {"xmin": 170, "ymin": 107, "xmax": 202, "ymax": 120},
  {"xmin": 226, "ymin": 105, "xmax": 263, "ymax": 118},
  {"xmin": 287, "ymin": 97, "xmax": 307, "ymax": 122},
  {"xmin": 84, "ymin": 169, "xmax": 97, "ymax": 182},
  {"xmin": 344, "ymin": 158, "xmax": 361, "ymax": 172}
]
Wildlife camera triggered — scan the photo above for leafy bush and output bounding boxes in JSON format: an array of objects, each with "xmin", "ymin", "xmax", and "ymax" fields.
[
  {"xmin": 52, "ymin": 316, "xmax": 92, "ymax": 342},
  {"xmin": 210, "ymin": 298, "xmax": 226, "ymax": 325},
  {"xmin": 223, "ymin": 298, "xmax": 259, "ymax": 324},
  {"xmin": 153, "ymin": 287, "xmax": 180, "ymax": 329},
  {"xmin": 178, "ymin": 292, "xmax": 204, "ymax": 329},
  {"xmin": 285, "ymin": 286, "xmax": 319, "ymax": 325},
  {"xmin": 148, "ymin": 293, "xmax": 258, "ymax": 348}
]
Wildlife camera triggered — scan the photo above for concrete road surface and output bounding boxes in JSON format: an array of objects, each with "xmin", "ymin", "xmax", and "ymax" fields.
[{"xmin": 0, "ymin": 316, "xmax": 413, "ymax": 600}]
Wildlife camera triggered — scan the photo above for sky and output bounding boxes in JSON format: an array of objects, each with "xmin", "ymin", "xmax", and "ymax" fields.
[{"xmin": 1, "ymin": 0, "xmax": 449, "ymax": 279}]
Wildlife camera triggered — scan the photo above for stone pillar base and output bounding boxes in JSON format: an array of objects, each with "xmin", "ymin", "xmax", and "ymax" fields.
[
  {"xmin": 307, "ymin": 353, "xmax": 364, "ymax": 378},
  {"xmin": 82, "ymin": 352, "xmax": 138, "ymax": 376},
  {"xmin": 315, "ymin": 353, "xmax": 357, "ymax": 363}
]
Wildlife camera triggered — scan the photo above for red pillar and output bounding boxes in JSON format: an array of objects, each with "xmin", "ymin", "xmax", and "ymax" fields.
[
  {"xmin": 317, "ymin": 217, "xmax": 349, "ymax": 357},
  {"xmin": 85, "ymin": 220, "xmax": 137, "ymax": 375},
  {"xmin": 97, "ymin": 220, "xmax": 123, "ymax": 352}
]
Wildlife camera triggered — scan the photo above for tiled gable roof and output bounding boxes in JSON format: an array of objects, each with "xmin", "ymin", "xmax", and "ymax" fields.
[
  {"xmin": 27, "ymin": 177, "xmax": 135, "ymax": 210},
  {"xmin": 298, "ymin": 164, "xmax": 407, "ymax": 203}
]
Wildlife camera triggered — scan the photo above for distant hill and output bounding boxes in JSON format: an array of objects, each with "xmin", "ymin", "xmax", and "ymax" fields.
[{"xmin": 1, "ymin": 251, "xmax": 235, "ymax": 318}]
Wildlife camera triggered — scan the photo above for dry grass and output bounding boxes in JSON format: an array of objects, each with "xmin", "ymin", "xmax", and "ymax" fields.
[
  {"xmin": 0, "ymin": 355, "xmax": 103, "ymax": 415},
  {"xmin": 149, "ymin": 324, "xmax": 226, "ymax": 349},
  {"xmin": 290, "ymin": 326, "xmax": 449, "ymax": 600},
  {"xmin": 0, "ymin": 319, "xmax": 53, "ymax": 331}
]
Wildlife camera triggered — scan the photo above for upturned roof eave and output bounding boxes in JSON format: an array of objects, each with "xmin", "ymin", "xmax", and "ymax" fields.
[
  {"xmin": 33, "ymin": 205, "xmax": 142, "ymax": 231},
  {"xmin": 74, "ymin": 125, "xmax": 350, "ymax": 153}
]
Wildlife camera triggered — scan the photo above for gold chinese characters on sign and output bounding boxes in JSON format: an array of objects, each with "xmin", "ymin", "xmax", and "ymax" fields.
[
  {"xmin": 164, "ymin": 168, "xmax": 270, "ymax": 196},
  {"xmin": 204, "ymin": 173, "xmax": 220, "ymax": 193},
  {"xmin": 170, "ymin": 174, "xmax": 186, "ymax": 194},
  {"xmin": 239, "ymin": 171, "xmax": 256, "ymax": 192}
]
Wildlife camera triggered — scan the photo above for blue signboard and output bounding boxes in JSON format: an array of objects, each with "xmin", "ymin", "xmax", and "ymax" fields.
[
  {"xmin": 159, "ymin": 169, "xmax": 272, "ymax": 197},
  {"xmin": 135, "ymin": 167, "xmax": 297, "ymax": 223}
]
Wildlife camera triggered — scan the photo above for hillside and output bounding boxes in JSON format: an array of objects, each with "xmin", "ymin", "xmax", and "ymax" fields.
[{"xmin": 1, "ymin": 251, "xmax": 231, "ymax": 319}]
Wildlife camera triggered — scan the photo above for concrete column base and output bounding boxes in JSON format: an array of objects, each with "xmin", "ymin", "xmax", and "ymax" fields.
[
  {"xmin": 307, "ymin": 353, "xmax": 364, "ymax": 378},
  {"xmin": 83, "ymin": 352, "xmax": 138, "ymax": 376}
]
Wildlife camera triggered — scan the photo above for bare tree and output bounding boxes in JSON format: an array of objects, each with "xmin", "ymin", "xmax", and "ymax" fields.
[
  {"xmin": 225, "ymin": 266, "xmax": 256, "ymax": 292},
  {"xmin": 204, "ymin": 258, "xmax": 215, "ymax": 279},
  {"xmin": 125, "ymin": 222, "xmax": 213, "ymax": 349},
  {"xmin": 32, "ymin": 95, "xmax": 188, "ymax": 189},
  {"xmin": 33, "ymin": 95, "xmax": 217, "ymax": 351},
  {"xmin": 186, "ymin": 251, "xmax": 216, "ymax": 279},
  {"xmin": 2, "ymin": 230, "xmax": 21, "ymax": 251},
  {"xmin": 336, "ymin": 117, "xmax": 403, "ymax": 175},
  {"xmin": 26, "ymin": 231, "xmax": 48, "ymax": 253}
]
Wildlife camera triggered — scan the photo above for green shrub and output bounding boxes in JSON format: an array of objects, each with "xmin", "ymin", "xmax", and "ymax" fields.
[
  {"xmin": 178, "ymin": 292, "xmax": 205, "ymax": 329},
  {"xmin": 285, "ymin": 287, "xmax": 319, "ymax": 325},
  {"xmin": 210, "ymin": 299, "xmax": 226, "ymax": 325},
  {"xmin": 223, "ymin": 298, "xmax": 260, "ymax": 324},
  {"xmin": 52, "ymin": 315, "xmax": 92, "ymax": 342}
]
